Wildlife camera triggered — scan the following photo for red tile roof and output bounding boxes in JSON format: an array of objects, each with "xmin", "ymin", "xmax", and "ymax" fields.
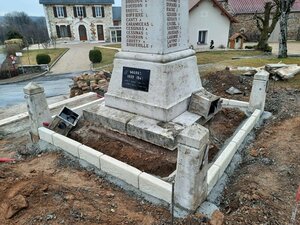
[
  {"xmin": 224, "ymin": 0, "xmax": 300, "ymax": 14},
  {"xmin": 189, "ymin": 0, "xmax": 237, "ymax": 22}
]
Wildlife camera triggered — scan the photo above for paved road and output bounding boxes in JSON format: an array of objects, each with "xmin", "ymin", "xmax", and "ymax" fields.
[
  {"xmin": 49, "ymin": 42, "xmax": 98, "ymax": 74},
  {"xmin": 0, "ymin": 73, "xmax": 77, "ymax": 108}
]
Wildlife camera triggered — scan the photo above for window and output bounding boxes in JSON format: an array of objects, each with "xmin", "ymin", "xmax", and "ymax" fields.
[
  {"xmin": 198, "ymin": 30, "xmax": 207, "ymax": 45},
  {"xmin": 53, "ymin": 6, "xmax": 67, "ymax": 18},
  {"xmin": 56, "ymin": 25, "xmax": 71, "ymax": 38},
  {"xmin": 92, "ymin": 6, "xmax": 105, "ymax": 18},
  {"xmin": 74, "ymin": 6, "xmax": 86, "ymax": 18},
  {"xmin": 111, "ymin": 29, "xmax": 121, "ymax": 43}
]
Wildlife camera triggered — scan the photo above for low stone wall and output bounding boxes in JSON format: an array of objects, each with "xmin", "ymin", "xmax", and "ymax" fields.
[{"xmin": 18, "ymin": 64, "xmax": 49, "ymax": 74}]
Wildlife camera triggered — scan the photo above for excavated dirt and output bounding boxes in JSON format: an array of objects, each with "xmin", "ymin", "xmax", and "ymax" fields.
[
  {"xmin": 69, "ymin": 108, "xmax": 245, "ymax": 177},
  {"xmin": 69, "ymin": 122, "xmax": 178, "ymax": 178},
  {"xmin": 203, "ymin": 70, "xmax": 253, "ymax": 101}
]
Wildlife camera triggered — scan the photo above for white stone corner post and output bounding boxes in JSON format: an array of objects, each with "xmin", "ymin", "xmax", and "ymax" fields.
[
  {"xmin": 24, "ymin": 82, "xmax": 52, "ymax": 141},
  {"xmin": 174, "ymin": 124, "xmax": 209, "ymax": 212},
  {"xmin": 248, "ymin": 70, "xmax": 270, "ymax": 113}
]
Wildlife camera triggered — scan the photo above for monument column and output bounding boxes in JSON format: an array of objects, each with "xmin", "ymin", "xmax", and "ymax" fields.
[{"xmin": 105, "ymin": 0, "xmax": 203, "ymax": 122}]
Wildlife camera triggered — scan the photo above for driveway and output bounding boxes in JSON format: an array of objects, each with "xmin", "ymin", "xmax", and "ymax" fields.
[{"xmin": 50, "ymin": 42, "xmax": 100, "ymax": 74}]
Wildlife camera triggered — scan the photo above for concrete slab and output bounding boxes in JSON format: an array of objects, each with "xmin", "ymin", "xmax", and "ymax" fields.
[
  {"xmin": 231, "ymin": 130, "xmax": 247, "ymax": 147},
  {"xmin": 139, "ymin": 172, "xmax": 172, "ymax": 203},
  {"xmin": 207, "ymin": 164, "xmax": 220, "ymax": 194},
  {"xmin": 214, "ymin": 142, "xmax": 238, "ymax": 176},
  {"xmin": 78, "ymin": 145, "xmax": 103, "ymax": 169},
  {"xmin": 100, "ymin": 155, "xmax": 142, "ymax": 188},
  {"xmin": 172, "ymin": 111, "xmax": 201, "ymax": 126},
  {"xmin": 38, "ymin": 127, "xmax": 55, "ymax": 144},
  {"xmin": 177, "ymin": 124, "xmax": 209, "ymax": 149},
  {"xmin": 240, "ymin": 116, "xmax": 257, "ymax": 134},
  {"xmin": 127, "ymin": 116, "xmax": 184, "ymax": 150},
  {"xmin": 52, "ymin": 133, "xmax": 82, "ymax": 157},
  {"xmin": 83, "ymin": 103, "xmax": 136, "ymax": 133}
]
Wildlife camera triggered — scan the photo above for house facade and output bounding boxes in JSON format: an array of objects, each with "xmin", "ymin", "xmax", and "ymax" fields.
[
  {"xmin": 39, "ymin": 0, "xmax": 114, "ymax": 42},
  {"xmin": 189, "ymin": 0, "xmax": 237, "ymax": 50},
  {"xmin": 218, "ymin": 0, "xmax": 300, "ymax": 42}
]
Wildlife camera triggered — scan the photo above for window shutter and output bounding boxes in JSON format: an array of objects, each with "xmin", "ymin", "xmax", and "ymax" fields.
[
  {"xmin": 63, "ymin": 7, "xmax": 67, "ymax": 17},
  {"xmin": 67, "ymin": 25, "xmax": 71, "ymax": 37},
  {"xmin": 56, "ymin": 25, "xmax": 61, "ymax": 38},
  {"xmin": 101, "ymin": 7, "xmax": 105, "ymax": 17},
  {"xmin": 53, "ymin": 7, "xmax": 57, "ymax": 18},
  {"xmin": 83, "ymin": 7, "xmax": 87, "ymax": 17},
  {"xmin": 92, "ymin": 7, "xmax": 96, "ymax": 17},
  {"xmin": 73, "ymin": 7, "xmax": 77, "ymax": 17}
]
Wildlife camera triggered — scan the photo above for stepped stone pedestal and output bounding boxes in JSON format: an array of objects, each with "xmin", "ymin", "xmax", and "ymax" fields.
[
  {"xmin": 105, "ymin": 0, "xmax": 202, "ymax": 122},
  {"xmin": 85, "ymin": 0, "xmax": 210, "ymax": 212}
]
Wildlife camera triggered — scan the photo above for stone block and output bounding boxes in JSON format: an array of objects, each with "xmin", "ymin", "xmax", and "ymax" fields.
[
  {"xmin": 240, "ymin": 116, "xmax": 257, "ymax": 134},
  {"xmin": 38, "ymin": 127, "xmax": 55, "ymax": 144},
  {"xmin": 127, "ymin": 116, "xmax": 184, "ymax": 150},
  {"xmin": 214, "ymin": 142, "xmax": 238, "ymax": 176},
  {"xmin": 251, "ymin": 109, "xmax": 262, "ymax": 123},
  {"xmin": 78, "ymin": 145, "xmax": 103, "ymax": 169},
  {"xmin": 139, "ymin": 172, "xmax": 172, "ymax": 203},
  {"xmin": 100, "ymin": 155, "xmax": 141, "ymax": 188},
  {"xmin": 83, "ymin": 103, "xmax": 136, "ymax": 133},
  {"xmin": 221, "ymin": 98, "xmax": 249, "ymax": 109},
  {"xmin": 207, "ymin": 164, "xmax": 221, "ymax": 194},
  {"xmin": 231, "ymin": 130, "xmax": 247, "ymax": 147},
  {"xmin": 52, "ymin": 133, "xmax": 82, "ymax": 157},
  {"xmin": 177, "ymin": 124, "xmax": 209, "ymax": 149},
  {"xmin": 172, "ymin": 111, "xmax": 201, "ymax": 126}
]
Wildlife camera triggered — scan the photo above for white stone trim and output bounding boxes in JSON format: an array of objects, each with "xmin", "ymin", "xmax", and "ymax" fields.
[
  {"xmin": 139, "ymin": 172, "xmax": 172, "ymax": 203},
  {"xmin": 207, "ymin": 165, "xmax": 220, "ymax": 193},
  {"xmin": 79, "ymin": 145, "xmax": 103, "ymax": 168},
  {"xmin": 38, "ymin": 127, "xmax": 56, "ymax": 144},
  {"xmin": 100, "ymin": 155, "xmax": 142, "ymax": 188},
  {"xmin": 52, "ymin": 133, "xmax": 82, "ymax": 157}
]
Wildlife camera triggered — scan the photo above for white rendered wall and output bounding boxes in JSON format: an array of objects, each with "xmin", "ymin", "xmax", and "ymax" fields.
[{"xmin": 189, "ymin": 0, "xmax": 231, "ymax": 50}]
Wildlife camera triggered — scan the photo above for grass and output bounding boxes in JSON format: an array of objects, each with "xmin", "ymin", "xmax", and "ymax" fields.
[
  {"xmin": 196, "ymin": 50, "xmax": 264, "ymax": 64},
  {"xmin": 93, "ymin": 47, "xmax": 119, "ymax": 71},
  {"xmin": 196, "ymin": 50, "xmax": 300, "ymax": 88},
  {"xmin": 104, "ymin": 43, "xmax": 121, "ymax": 49},
  {"xmin": 21, "ymin": 48, "xmax": 68, "ymax": 65}
]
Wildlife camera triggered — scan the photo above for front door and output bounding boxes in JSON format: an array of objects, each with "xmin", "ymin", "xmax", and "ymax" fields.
[
  {"xmin": 97, "ymin": 25, "xmax": 104, "ymax": 41},
  {"xmin": 79, "ymin": 25, "xmax": 87, "ymax": 41}
]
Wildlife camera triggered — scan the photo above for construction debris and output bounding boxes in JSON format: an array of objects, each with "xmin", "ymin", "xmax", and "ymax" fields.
[
  {"xmin": 275, "ymin": 65, "xmax": 300, "ymax": 80},
  {"xmin": 70, "ymin": 71, "xmax": 111, "ymax": 97},
  {"xmin": 226, "ymin": 86, "xmax": 243, "ymax": 95}
]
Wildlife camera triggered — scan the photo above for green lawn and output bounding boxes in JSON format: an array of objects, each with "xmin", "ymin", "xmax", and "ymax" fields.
[
  {"xmin": 93, "ymin": 47, "xmax": 119, "ymax": 71},
  {"xmin": 104, "ymin": 43, "xmax": 121, "ymax": 49},
  {"xmin": 21, "ymin": 48, "xmax": 68, "ymax": 65}
]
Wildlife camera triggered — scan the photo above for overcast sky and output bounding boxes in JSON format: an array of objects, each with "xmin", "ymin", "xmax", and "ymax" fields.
[{"xmin": 0, "ymin": 0, "xmax": 122, "ymax": 17}]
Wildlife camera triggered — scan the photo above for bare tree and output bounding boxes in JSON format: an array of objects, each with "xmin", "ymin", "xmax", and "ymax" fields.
[
  {"xmin": 278, "ymin": 0, "xmax": 296, "ymax": 58},
  {"xmin": 255, "ymin": 1, "xmax": 281, "ymax": 51}
]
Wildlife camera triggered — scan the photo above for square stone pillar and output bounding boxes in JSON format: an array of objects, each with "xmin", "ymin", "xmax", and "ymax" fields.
[
  {"xmin": 105, "ymin": 0, "xmax": 202, "ymax": 122},
  {"xmin": 174, "ymin": 124, "xmax": 209, "ymax": 212},
  {"xmin": 248, "ymin": 70, "xmax": 269, "ymax": 113},
  {"xmin": 24, "ymin": 82, "xmax": 52, "ymax": 140}
]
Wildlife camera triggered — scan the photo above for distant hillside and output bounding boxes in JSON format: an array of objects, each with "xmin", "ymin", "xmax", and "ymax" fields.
[{"xmin": 0, "ymin": 16, "xmax": 45, "ymax": 24}]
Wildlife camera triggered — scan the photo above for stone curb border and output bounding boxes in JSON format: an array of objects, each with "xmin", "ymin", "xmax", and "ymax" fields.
[
  {"xmin": 38, "ymin": 127, "xmax": 172, "ymax": 203},
  {"xmin": 207, "ymin": 109, "xmax": 262, "ymax": 193},
  {"xmin": 0, "ymin": 92, "xmax": 100, "ymax": 127}
]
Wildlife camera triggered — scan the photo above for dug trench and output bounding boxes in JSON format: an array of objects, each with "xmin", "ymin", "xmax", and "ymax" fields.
[{"xmin": 68, "ymin": 108, "xmax": 246, "ymax": 178}]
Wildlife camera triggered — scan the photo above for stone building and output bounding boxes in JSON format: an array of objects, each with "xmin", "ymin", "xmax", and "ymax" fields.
[
  {"xmin": 39, "ymin": 0, "xmax": 114, "ymax": 42},
  {"xmin": 218, "ymin": 0, "xmax": 300, "ymax": 42}
]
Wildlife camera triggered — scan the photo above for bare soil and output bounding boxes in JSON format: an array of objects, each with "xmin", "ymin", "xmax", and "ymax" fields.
[{"xmin": 0, "ymin": 70, "xmax": 300, "ymax": 224}]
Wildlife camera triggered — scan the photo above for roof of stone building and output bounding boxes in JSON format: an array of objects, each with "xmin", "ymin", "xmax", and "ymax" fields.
[
  {"xmin": 39, "ymin": 0, "xmax": 114, "ymax": 5},
  {"xmin": 189, "ymin": 0, "xmax": 237, "ymax": 22},
  {"xmin": 112, "ymin": 6, "xmax": 121, "ymax": 21},
  {"xmin": 219, "ymin": 0, "xmax": 300, "ymax": 14}
]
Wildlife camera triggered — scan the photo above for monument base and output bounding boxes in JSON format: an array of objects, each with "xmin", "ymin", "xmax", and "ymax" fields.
[{"xmin": 105, "ymin": 50, "xmax": 202, "ymax": 122}]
